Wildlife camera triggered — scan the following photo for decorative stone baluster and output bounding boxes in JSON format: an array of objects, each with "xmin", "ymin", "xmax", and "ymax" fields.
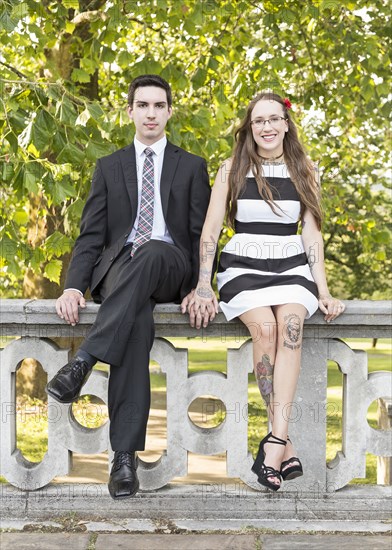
[{"xmin": 0, "ymin": 300, "xmax": 391, "ymax": 493}]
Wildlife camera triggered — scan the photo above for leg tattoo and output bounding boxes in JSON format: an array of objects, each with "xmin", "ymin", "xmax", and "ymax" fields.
[
  {"xmin": 283, "ymin": 313, "xmax": 302, "ymax": 351},
  {"xmin": 255, "ymin": 354, "xmax": 274, "ymax": 415}
]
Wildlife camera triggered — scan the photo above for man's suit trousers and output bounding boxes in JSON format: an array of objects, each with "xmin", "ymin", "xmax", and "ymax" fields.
[{"xmin": 81, "ymin": 240, "xmax": 189, "ymax": 451}]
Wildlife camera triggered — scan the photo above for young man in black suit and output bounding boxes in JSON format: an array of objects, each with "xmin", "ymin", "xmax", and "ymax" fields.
[{"xmin": 46, "ymin": 75, "xmax": 211, "ymax": 499}]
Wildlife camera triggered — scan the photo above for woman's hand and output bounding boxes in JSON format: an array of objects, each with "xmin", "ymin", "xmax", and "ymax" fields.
[
  {"xmin": 318, "ymin": 294, "xmax": 346, "ymax": 323},
  {"xmin": 188, "ymin": 283, "xmax": 219, "ymax": 329}
]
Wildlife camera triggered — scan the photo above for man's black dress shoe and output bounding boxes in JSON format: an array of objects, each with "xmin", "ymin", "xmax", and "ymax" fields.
[
  {"xmin": 108, "ymin": 451, "xmax": 139, "ymax": 500},
  {"xmin": 45, "ymin": 357, "xmax": 92, "ymax": 403}
]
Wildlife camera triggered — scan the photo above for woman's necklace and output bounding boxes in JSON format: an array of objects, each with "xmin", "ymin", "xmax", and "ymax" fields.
[{"xmin": 259, "ymin": 152, "xmax": 285, "ymax": 165}]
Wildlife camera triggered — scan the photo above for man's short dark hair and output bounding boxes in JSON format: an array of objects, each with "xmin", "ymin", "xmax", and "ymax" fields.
[{"xmin": 128, "ymin": 74, "xmax": 172, "ymax": 107}]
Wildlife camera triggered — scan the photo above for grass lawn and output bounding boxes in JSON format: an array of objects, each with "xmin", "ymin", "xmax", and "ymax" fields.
[{"xmin": 4, "ymin": 337, "xmax": 391, "ymax": 486}]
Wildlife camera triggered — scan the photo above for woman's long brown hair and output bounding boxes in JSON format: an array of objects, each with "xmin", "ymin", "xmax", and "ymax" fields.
[{"xmin": 226, "ymin": 92, "xmax": 322, "ymax": 230}]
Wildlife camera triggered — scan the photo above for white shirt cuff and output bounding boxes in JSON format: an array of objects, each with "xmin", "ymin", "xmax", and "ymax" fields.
[{"xmin": 64, "ymin": 288, "xmax": 83, "ymax": 296}]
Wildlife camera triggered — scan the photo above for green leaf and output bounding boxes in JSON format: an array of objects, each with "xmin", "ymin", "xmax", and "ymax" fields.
[
  {"xmin": 118, "ymin": 50, "xmax": 134, "ymax": 67},
  {"xmin": 0, "ymin": 10, "xmax": 18, "ymax": 32},
  {"xmin": 52, "ymin": 131, "xmax": 67, "ymax": 153},
  {"xmin": 87, "ymin": 103, "xmax": 105, "ymax": 120},
  {"xmin": 374, "ymin": 230, "xmax": 391, "ymax": 244},
  {"xmin": 0, "ymin": 235, "xmax": 18, "ymax": 262},
  {"xmin": 377, "ymin": 81, "xmax": 390, "ymax": 96},
  {"xmin": 86, "ymin": 140, "xmax": 114, "ymax": 161},
  {"xmin": 44, "ymin": 259, "xmax": 62, "ymax": 283},
  {"xmin": 30, "ymin": 247, "xmax": 45, "ymax": 271},
  {"xmin": 24, "ymin": 167, "xmax": 39, "ymax": 194},
  {"xmin": 81, "ymin": 58, "xmax": 97, "ymax": 74},
  {"xmin": 32, "ymin": 110, "xmax": 56, "ymax": 150},
  {"xmin": 101, "ymin": 46, "xmax": 116, "ymax": 63},
  {"xmin": 71, "ymin": 68, "xmax": 91, "ymax": 83},
  {"xmin": 57, "ymin": 98, "xmax": 77, "ymax": 125},
  {"xmin": 10, "ymin": 3, "xmax": 29, "ymax": 20},
  {"xmin": 374, "ymin": 250, "xmax": 386, "ymax": 261},
  {"xmin": 280, "ymin": 8, "xmax": 297, "ymax": 25},
  {"xmin": 57, "ymin": 143, "xmax": 85, "ymax": 164},
  {"xmin": 65, "ymin": 198, "xmax": 84, "ymax": 219},
  {"xmin": 191, "ymin": 3, "xmax": 203, "ymax": 26},
  {"xmin": 47, "ymin": 85, "xmax": 62, "ymax": 101},
  {"xmin": 19, "ymin": 110, "xmax": 56, "ymax": 152},
  {"xmin": 5, "ymin": 132, "xmax": 18, "ymax": 153},
  {"xmin": 65, "ymin": 21, "xmax": 76, "ymax": 34},
  {"xmin": 44, "ymin": 175, "xmax": 77, "ymax": 205},
  {"xmin": 13, "ymin": 209, "xmax": 29, "ymax": 225},
  {"xmin": 45, "ymin": 231, "xmax": 74, "ymax": 257},
  {"xmin": 192, "ymin": 68, "xmax": 207, "ymax": 88},
  {"xmin": 2, "ymin": 161, "xmax": 14, "ymax": 181},
  {"xmin": 207, "ymin": 56, "xmax": 219, "ymax": 71}
]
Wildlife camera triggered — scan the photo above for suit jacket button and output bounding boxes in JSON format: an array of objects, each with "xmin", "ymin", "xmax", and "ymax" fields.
[{"xmin": 110, "ymin": 256, "xmax": 114, "ymax": 261}]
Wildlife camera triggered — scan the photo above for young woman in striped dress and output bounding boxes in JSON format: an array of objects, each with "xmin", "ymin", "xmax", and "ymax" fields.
[{"xmin": 183, "ymin": 92, "xmax": 345, "ymax": 491}]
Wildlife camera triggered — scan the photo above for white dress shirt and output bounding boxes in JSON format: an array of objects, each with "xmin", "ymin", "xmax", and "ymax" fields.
[{"xmin": 126, "ymin": 136, "xmax": 174, "ymax": 245}]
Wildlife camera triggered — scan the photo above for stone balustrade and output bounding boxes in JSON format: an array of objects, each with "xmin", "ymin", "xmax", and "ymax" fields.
[{"xmin": 1, "ymin": 299, "xmax": 391, "ymax": 495}]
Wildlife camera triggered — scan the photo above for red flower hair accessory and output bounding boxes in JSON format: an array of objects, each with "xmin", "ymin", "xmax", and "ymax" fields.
[{"xmin": 283, "ymin": 98, "xmax": 292, "ymax": 109}]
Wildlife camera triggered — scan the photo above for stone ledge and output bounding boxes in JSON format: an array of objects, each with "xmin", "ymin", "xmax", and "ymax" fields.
[
  {"xmin": 1, "ymin": 483, "xmax": 391, "ymax": 521},
  {"xmin": 1, "ymin": 299, "xmax": 391, "ymax": 338},
  {"xmin": 1, "ymin": 517, "xmax": 390, "ymax": 534}
]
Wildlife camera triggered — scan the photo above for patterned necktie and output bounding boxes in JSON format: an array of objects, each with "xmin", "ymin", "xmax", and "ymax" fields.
[{"xmin": 131, "ymin": 147, "xmax": 155, "ymax": 257}]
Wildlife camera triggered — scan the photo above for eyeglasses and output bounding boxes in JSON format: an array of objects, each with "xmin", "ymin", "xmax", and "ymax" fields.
[{"xmin": 250, "ymin": 116, "xmax": 287, "ymax": 129}]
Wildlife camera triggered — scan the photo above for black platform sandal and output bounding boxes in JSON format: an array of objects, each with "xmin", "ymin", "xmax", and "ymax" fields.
[
  {"xmin": 280, "ymin": 436, "xmax": 303, "ymax": 481},
  {"xmin": 251, "ymin": 432, "xmax": 287, "ymax": 491}
]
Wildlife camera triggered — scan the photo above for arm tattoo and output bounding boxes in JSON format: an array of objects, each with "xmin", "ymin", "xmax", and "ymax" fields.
[
  {"xmin": 283, "ymin": 314, "xmax": 302, "ymax": 350},
  {"xmin": 196, "ymin": 287, "xmax": 213, "ymax": 299},
  {"xmin": 255, "ymin": 354, "xmax": 274, "ymax": 409},
  {"xmin": 307, "ymin": 242, "xmax": 318, "ymax": 271},
  {"xmin": 308, "ymin": 250, "xmax": 316, "ymax": 271},
  {"xmin": 200, "ymin": 234, "xmax": 217, "ymax": 264},
  {"xmin": 199, "ymin": 267, "xmax": 211, "ymax": 283}
]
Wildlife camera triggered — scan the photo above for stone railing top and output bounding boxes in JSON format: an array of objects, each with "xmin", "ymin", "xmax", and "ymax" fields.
[{"xmin": 0, "ymin": 299, "xmax": 391, "ymax": 338}]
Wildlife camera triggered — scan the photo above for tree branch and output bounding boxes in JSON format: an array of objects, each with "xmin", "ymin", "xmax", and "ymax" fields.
[
  {"xmin": 0, "ymin": 72, "xmax": 85, "ymax": 108},
  {"xmin": 0, "ymin": 61, "xmax": 28, "ymax": 79},
  {"xmin": 295, "ymin": 18, "xmax": 320, "ymax": 85},
  {"xmin": 128, "ymin": 16, "xmax": 163, "ymax": 33}
]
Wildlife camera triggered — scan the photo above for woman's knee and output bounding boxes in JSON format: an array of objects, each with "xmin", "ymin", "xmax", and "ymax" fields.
[{"xmin": 246, "ymin": 320, "xmax": 277, "ymax": 350}]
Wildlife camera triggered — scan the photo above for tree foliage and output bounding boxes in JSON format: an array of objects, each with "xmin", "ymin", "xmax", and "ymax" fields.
[{"xmin": 1, "ymin": 0, "xmax": 391, "ymax": 298}]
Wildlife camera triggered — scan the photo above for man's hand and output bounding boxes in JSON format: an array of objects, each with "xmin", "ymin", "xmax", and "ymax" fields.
[
  {"xmin": 181, "ymin": 289, "xmax": 195, "ymax": 315},
  {"xmin": 181, "ymin": 289, "xmax": 208, "ymax": 328},
  {"xmin": 181, "ymin": 284, "xmax": 219, "ymax": 329},
  {"xmin": 56, "ymin": 290, "xmax": 86, "ymax": 326}
]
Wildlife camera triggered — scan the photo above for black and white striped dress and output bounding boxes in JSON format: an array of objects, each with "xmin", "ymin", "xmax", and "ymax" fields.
[{"xmin": 217, "ymin": 164, "xmax": 319, "ymax": 320}]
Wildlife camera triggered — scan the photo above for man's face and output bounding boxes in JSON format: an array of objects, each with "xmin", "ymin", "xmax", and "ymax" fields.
[{"xmin": 128, "ymin": 86, "xmax": 172, "ymax": 145}]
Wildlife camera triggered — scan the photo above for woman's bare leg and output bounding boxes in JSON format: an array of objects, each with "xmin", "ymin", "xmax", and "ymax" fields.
[
  {"xmin": 240, "ymin": 306, "xmax": 277, "ymax": 423},
  {"xmin": 269, "ymin": 303, "xmax": 307, "ymax": 478}
]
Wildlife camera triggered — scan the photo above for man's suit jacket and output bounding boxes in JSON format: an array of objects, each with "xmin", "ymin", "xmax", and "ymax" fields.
[{"xmin": 65, "ymin": 140, "xmax": 211, "ymax": 302}]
